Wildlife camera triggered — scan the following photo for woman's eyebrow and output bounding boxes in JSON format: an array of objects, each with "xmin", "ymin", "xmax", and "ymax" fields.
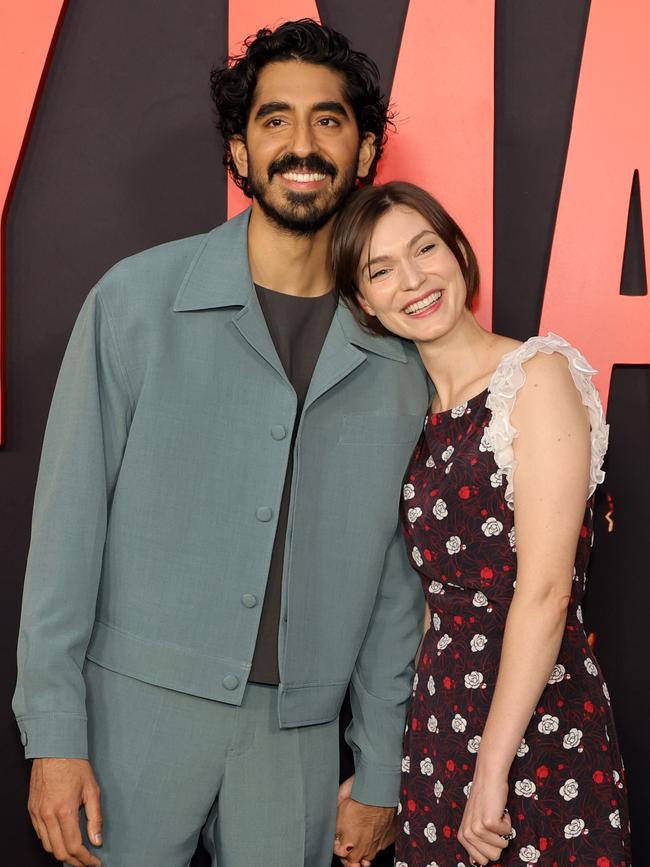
[{"xmin": 363, "ymin": 230, "xmax": 437, "ymax": 273}]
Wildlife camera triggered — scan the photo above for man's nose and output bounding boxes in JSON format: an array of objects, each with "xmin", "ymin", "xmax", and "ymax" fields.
[{"xmin": 290, "ymin": 119, "xmax": 317, "ymax": 157}]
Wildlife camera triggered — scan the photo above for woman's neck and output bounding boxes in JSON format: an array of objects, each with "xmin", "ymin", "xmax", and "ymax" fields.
[{"xmin": 416, "ymin": 311, "xmax": 508, "ymax": 411}]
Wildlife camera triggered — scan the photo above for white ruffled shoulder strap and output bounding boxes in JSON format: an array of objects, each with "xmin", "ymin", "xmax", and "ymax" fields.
[{"xmin": 483, "ymin": 332, "xmax": 609, "ymax": 510}]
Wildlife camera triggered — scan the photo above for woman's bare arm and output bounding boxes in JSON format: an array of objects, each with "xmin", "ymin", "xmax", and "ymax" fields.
[{"xmin": 457, "ymin": 351, "xmax": 592, "ymax": 865}]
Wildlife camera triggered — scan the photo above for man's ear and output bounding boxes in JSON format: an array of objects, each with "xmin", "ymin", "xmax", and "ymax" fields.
[
  {"xmin": 355, "ymin": 290, "xmax": 376, "ymax": 318},
  {"xmin": 356, "ymin": 133, "xmax": 376, "ymax": 180},
  {"xmin": 230, "ymin": 135, "xmax": 249, "ymax": 178}
]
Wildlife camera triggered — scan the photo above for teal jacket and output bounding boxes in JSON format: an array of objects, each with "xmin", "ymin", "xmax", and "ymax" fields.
[{"xmin": 13, "ymin": 210, "xmax": 429, "ymax": 806}]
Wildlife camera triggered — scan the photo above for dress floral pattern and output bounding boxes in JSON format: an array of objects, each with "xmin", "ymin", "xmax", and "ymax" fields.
[{"xmin": 395, "ymin": 335, "xmax": 631, "ymax": 866}]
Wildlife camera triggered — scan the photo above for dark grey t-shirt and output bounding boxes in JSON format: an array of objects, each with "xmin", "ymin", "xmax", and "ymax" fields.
[{"xmin": 249, "ymin": 284, "xmax": 338, "ymax": 684}]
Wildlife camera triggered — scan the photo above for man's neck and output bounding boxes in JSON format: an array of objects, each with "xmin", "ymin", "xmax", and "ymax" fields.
[{"xmin": 246, "ymin": 202, "xmax": 333, "ymax": 297}]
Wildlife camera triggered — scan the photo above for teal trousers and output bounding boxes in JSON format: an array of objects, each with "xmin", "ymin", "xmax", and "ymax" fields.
[{"xmin": 78, "ymin": 660, "xmax": 340, "ymax": 866}]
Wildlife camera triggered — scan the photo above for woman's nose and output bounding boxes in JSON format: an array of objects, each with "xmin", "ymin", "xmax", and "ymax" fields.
[{"xmin": 400, "ymin": 259, "xmax": 426, "ymax": 292}]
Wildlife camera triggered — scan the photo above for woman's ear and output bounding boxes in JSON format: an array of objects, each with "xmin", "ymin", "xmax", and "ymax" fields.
[
  {"xmin": 355, "ymin": 290, "xmax": 377, "ymax": 318},
  {"xmin": 457, "ymin": 238, "xmax": 469, "ymax": 267}
]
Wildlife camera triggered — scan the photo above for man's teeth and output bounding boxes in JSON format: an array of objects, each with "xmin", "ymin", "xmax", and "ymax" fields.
[
  {"xmin": 404, "ymin": 291, "xmax": 442, "ymax": 315},
  {"xmin": 281, "ymin": 172, "xmax": 327, "ymax": 183}
]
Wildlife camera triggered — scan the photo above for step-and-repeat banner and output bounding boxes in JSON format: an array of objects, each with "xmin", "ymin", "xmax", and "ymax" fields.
[{"xmin": 1, "ymin": 1, "xmax": 648, "ymax": 863}]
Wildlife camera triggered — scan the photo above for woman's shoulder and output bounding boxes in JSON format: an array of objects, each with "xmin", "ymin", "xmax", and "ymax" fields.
[{"xmin": 484, "ymin": 333, "xmax": 608, "ymax": 507}]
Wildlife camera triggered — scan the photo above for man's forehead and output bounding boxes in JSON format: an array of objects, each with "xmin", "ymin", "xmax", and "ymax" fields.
[{"xmin": 251, "ymin": 60, "xmax": 350, "ymax": 109}]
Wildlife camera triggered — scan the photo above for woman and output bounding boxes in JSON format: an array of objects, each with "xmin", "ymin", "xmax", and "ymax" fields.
[{"xmin": 331, "ymin": 182, "xmax": 631, "ymax": 866}]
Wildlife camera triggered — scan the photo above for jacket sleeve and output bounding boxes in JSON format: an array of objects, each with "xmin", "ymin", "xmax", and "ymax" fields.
[
  {"xmin": 12, "ymin": 285, "xmax": 133, "ymax": 759},
  {"xmin": 345, "ymin": 524, "xmax": 424, "ymax": 807}
]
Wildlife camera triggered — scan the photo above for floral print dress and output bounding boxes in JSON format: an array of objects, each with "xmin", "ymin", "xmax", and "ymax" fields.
[{"xmin": 395, "ymin": 335, "xmax": 632, "ymax": 867}]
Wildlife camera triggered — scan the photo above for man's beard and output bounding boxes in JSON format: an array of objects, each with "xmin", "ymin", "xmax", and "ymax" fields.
[{"xmin": 248, "ymin": 152, "xmax": 359, "ymax": 237}]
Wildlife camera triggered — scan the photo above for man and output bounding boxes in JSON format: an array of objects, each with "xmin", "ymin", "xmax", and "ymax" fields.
[{"xmin": 14, "ymin": 20, "xmax": 428, "ymax": 867}]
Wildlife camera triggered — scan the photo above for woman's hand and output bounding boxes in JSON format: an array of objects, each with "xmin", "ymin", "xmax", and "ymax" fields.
[{"xmin": 457, "ymin": 776, "xmax": 511, "ymax": 865}]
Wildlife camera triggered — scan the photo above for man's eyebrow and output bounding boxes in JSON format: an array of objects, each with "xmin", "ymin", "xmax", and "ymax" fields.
[
  {"xmin": 253, "ymin": 100, "xmax": 351, "ymax": 121},
  {"xmin": 312, "ymin": 101, "xmax": 350, "ymax": 118},
  {"xmin": 254, "ymin": 101, "xmax": 291, "ymax": 120}
]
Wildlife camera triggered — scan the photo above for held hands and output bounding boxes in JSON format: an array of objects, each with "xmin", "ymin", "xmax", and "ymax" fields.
[
  {"xmin": 457, "ymin": 775, "xmax": 512, "ymax": 866},
  {"xmin": 333, "ymin": 775, "xmax": 397, "ymax": 867},
  {"xmin": 28, "ymin": 758, "xmax": 103, "ymax": 867}
]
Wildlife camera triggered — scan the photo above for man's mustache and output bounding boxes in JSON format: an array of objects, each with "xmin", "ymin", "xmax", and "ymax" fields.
[{"xmin": 268, "ymin": 154, "xmax": 337, "ymax": 181}]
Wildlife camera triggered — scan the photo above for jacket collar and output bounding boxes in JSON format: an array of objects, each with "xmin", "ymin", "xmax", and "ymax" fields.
[{"xmin": 173, "ymin": 207, "xmax": 407, "ymax": 363}]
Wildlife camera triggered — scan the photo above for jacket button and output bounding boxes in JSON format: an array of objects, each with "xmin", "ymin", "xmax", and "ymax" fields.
[
  {"xmin": 241, "ymin": 593, "xmax": 258, "ymax": 608},
  {"xmin": 20, "ymin": 731, "xmax": 28, "ymax": 747},
  {"xmin": 256, "ymin": 506, "xmax": 273, "ymax": 522},
  {"xmin": 271, "ymin": 425, "xmax": 287, "ymax": 440},
  {"xmin": 222, "ymin": 674, "xmax": 240, "ymax": 690}
]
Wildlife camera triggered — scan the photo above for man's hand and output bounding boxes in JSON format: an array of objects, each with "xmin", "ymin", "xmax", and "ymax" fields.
[
  {"xmin": 333, "ymin": 776, "xmax": 397, "ymax": 867},
  {"xmin": 28, "ymin": 758, "xmax": 103, "ymax": 867}
]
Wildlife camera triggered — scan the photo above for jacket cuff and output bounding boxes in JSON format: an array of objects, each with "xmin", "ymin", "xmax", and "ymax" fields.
[
  {"xmin": 350, "ymin": 759, "xmax": 401, "ymax": 807},
  {"xmin": 17, "ymin": 716, "xmax": 88, "ymax": 760}
]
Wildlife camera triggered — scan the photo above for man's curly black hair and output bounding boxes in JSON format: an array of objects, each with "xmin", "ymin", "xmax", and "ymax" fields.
[{"xmin": 210, "ymin": 19, "xmax": 391, "ymax": 197}]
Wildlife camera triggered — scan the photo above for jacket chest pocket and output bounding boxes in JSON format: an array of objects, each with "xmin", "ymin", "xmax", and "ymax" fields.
[{"xmin": 338, "ymin": 413, "xmax": 424, "ymax": 445}]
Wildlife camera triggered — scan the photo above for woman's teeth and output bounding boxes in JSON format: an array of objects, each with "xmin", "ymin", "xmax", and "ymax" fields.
[
  {"xmin": 281, "ymin": 172, "xmax": 327, "ymax": 183},
  {"xmin": 404, "ymin": 291, "xmax": 442, "ymax": 315}
]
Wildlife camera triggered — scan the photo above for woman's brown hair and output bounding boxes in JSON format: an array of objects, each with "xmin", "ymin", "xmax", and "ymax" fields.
[{"xmin": 331, "ymin": 181, "xmax": 480, "ymax": 336}]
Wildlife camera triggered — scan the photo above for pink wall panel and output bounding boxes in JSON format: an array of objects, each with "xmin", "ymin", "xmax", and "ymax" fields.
[{"xmin": 541, "ymin": 0, "xmax": 650, "ymax": 405}]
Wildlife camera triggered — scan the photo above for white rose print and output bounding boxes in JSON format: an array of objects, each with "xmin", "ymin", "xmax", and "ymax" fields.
[
  {"xmin": 412, "ymin": 546, "xmax": 423, "ymax": 567},
  {"xmin": 433, "ymin": 498, "xmax": 448, "ymax": 519},
  {"xmin": 470, "ymin": 633, "xmax": 487, "ymax": 652},
  {"xmin": 467, "ymin": 735, "xmax": 481, "ymax": 754},
  {"xmin": 427, "ymin": 676, "xmax": 436, "ymax": 696},
  {"xmin": 451, "ymin": 402, "xmax": 468, "ymax": 417},
  {"xmin": 463, "ymin": 781, "xmax": 473, "ymax": 798},
  {"xmin": 441, "ymin": 445, "xmax": 454, "ymax": 461},
  {"xmin": 576, "ymin": 604, "xmax": 584, "ymax": 624},
  {"xmin": 434, "ymin": 780, "xmax": 443, "ymax": 799},
  {"xmin": 508, "ymin": 526, "xmax": 517, "ymax": 551},
  {"xmin": 423, "ymin": 822, "xmax": 437, "ymax": 843},
  {"xmin": 516, "ymin": 738, "xmax": 529, "ymax": 757},
  {"xmin": 396, "ymin": 862, "xmax": 407, "ymax": 867},
  {"xmin": 407, "ymin": 507, "xmax": 422, "ymax": 523},
  {"xmin": 603, "ymin": 681, "xmax": 610, "ymax": 701},
  {"xmin": 444, "ymin": 461, "xmax": 454, "ymax": 474},
  {"xmin": 481, "ymin": 516, "xmax": 504, "ymax": 536},
  {"xmin": 427, "ymin": 714, "xmax": 439, "ymax": 733},
  {"xmin": 563, "ymin": 728, "xmax": 583, "ymax": 749},
  {"xmin": 397, "ymin": 802, "xmax": 403, "ymax": 815},
  {"xmin": 412, "ymin": 673, "xmax": 419, "ymax": 692},
  {"xmin": 420, "ymin": 757, "xmax": 434, "ymax": 776},
  {"xmin": 560, "ymin": 779, "xmax": 579, "ymax": 800},
  {"xmin": 609, "ymin": 809, "xmax": 621, "ymax": 829},
  {"xmin": 432, "ymin": 612, "xmax": 441, "ymax": 631},
  {"xmin": 479, "ymin": 428, "xmax": 492, "ymax": 452},
  {"xmin": 563, "ymin": 818, "xmax": 586, "ymax": 839},
  {"xmin": 548, "ymin": 664, "xmax": 566, "ymax": 684},
  {"xmin": 584, "ymin": 657, "xmax": 598, "ymax": 676},
  {"xmin": 518, "ymin": 845, "xmax": 540, "ymax": 864},
  {"xmin": 429, "ymin": 580, "xmax": 444, "ymax": 594},
  {"xmin": 464, "ymin": 671, "xmax": 484, "ymax": 689},
  {"xmin": 514, "ymin": 779, "xmax": 536, "ymax": 797},
  {"xmin": 401, "ymin": 756, "xmax": 410, "ymax": 773},
  {"xmin": 473, "ymin": 591, "xmax": 488, "ymax": 607},
  {"xmin": 403, "ymin": 820, "xmax": 410, "ymax": 835},
  {"xmin": 446, "ymin": 535, "xmax": 462, "ymax": 554},
  {"xmin": 538, "ymin": 714, "xmax": 559, "ymax": 734},
  {"xmin": 403, "ymin": 483, "xmax": 415, "ymax": 500},
  {"xmin": 437, "ymin": 634, "xmax": 452, "ymax": 651},
  {"xmin": 452, "ymin": 714, "xmax": 467, "ymax": 733},
  {"xmin": 425, "ymin": 455, "xmax": 435, "ymax": 468},
  {"xmin": 490, "ymin": 471, "xmax": 504, "ymax": 487}
]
